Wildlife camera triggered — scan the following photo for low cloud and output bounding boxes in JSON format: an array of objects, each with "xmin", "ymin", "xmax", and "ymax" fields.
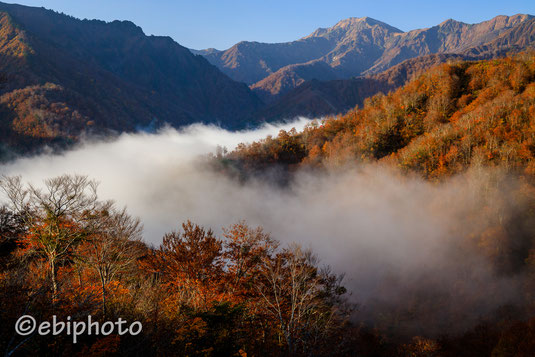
[{"xmin": 0, "ymin": 118, "xmax": 528, "ymax": 336}]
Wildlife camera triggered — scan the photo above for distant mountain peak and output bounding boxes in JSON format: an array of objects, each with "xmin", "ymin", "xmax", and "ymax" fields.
[
  {"xmin": 437, "ymin": 14, "xmax": 532, "ymax": 29},
  {"xmin": 108, "ymin": 19, "xmax": 144, "ymax": 35},
  {"xmin": 334, "ymin": 16, "xmax": 398, "ymax": 29},
  {"xmin": 199, "ymin": 13, "xmax": 535, "ymax": 101},
  {"xmin": 307, "ymin": 16, "xmax": 403, "ymax": 39},
  {"xmin": 438, "ymin": 18, "xmax": 466, "ymax": 26},
  {"xmin": 483, "ymin": 13, "xmax": 533, "ymax": 29},
  {"xmin": 335, "ymin": 16, "xmax": 371, "ymax": 25}
]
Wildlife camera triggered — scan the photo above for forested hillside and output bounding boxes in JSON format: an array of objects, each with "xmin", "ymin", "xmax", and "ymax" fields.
[
  {"xmin": 1, "ymin": 2, "xmax": 535, "ymax": 159},
  {"xmin": 1, "ymin": 53, "xmax": 535, "ymax": 356},
  {"xmin": 227, "ymin": 52, "xmax": 535, "ymax": 179},
  {"xmin": 211, "ymin": 53, "xmax": 535, "ymax": 355},
  {"xmin": 0, "ymin": 2, "xmax": 262, "ymax": 157}
]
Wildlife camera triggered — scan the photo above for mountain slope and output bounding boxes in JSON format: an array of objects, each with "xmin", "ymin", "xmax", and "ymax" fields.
[
  {"xmin": 201, "ymin": 17, "xmax": 402, "ymax": 85},
  {"xmin": 463, "ymin": 17, "xmax": 535, "ymax": 58},
  {"xmin": 230, "ymin": 52, "xmax": 535, "ymax": 180},
  {"xmin": 200, "ymin": 15, "xmax": 534, "ymax": 101},
  {"xmin": 366, "ymin": 14, "xmax": 533, "ymax": 74},
  {"xmin": 255, "ymin": 54, "xmax": 466, "ymax": 121},
  {"xmin": 0, "ymin": 2, "xmax": 262, "ymax": 155},
  {"xmin": 249, "ymin": 60, "xmax": 339, "ymax": 103},
  {"xmin": 255, "ymin": 17, "xmax": 535, "ymax": 121}
]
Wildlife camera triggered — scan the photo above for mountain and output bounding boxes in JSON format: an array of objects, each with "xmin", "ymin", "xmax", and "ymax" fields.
[
  {"xmin": 200, "ymin": 15, "xmax": 534, "ymax": 101},
  {"xmin": 249, "ymin": 61, "xmax": 339, "ymax": 103},
  {"xmin": 365, "ymin": 14, "xmax": 533, "ymax": 74},
  {"xmin": 255, "ymin": 54, "xmax": 466, "ymax": 120},
  {"xmin": 254, "ymin": 17, "xmax": 535, "ymax": 121},
  {"xmin": 463, "ymin": 16, "xmax": 535, "ymax": 58},
  {"xmin": 230, "ymin": 51, "xmax": 535, "ymax": 179},
  {"xmin": 2, "ymin": 3, "xmax": 535, "ymax": 158},
  {"xmin": 0, "ymin": 2, "xmax": 262, "ymax": 155},
  {"xmin": 201, "ymin": 17, "xmax": 402, "ymax": 86}
]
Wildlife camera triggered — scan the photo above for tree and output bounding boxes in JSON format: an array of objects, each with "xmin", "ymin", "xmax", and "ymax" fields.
[
  {"xmin": 143, "ymin": 221, "xmax": 224, "ymax": 309},
  {"xmin": 256, "ymin": 244, "xmax": 351, "ymax": 354},
  {"xmin": 223, "ymin": 222, "xmax": 278, "ymax": 298},
  {"xmin": 0, "ymin": 175, "xmax": 112, "ymax": 299},
  {"xmin": 75, "ymin": 207, "xmax": 144, "ymax": 316}
]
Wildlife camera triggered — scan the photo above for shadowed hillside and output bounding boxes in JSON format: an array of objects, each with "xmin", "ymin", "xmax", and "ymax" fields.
[
  {"xmin": 0, "ymin": 2, "xmax": 262, "ymax": 156},
  {"xmin": 255, "ymin": 54, "xmax": 467, "ymax": 120}
]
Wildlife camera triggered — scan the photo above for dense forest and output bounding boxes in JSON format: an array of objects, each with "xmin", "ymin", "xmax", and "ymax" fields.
[
  {"xmin": 1, "ymin": 53, "xmax": 535, "ymax": 356},
  {"xmin": 0, "ymin": 175, "xmax": 354, "ymax": 356},
  {"xmin": 224, "ymin": 52, "xmax": 535, "ymax": 178}
]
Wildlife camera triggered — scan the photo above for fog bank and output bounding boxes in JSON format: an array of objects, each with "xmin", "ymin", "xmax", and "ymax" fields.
[{"xmin": 0, "ymin": 118, "xmax": 528, "ymax": 335}]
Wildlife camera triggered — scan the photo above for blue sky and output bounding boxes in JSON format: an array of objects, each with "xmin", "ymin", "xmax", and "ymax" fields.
[{"xmin": 3, "ymin": 0, "xmax": 535, "ymax": 50}]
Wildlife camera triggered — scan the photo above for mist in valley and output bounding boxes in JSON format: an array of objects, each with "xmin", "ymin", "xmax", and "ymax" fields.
[{"xmin": 0, "ymin": 118, "xmax": 529, "ymax": 336}]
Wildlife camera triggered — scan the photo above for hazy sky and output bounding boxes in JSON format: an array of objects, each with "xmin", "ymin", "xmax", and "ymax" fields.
[{"xmin": 3, "ymin": 0, "xmax": 535, "ymax": 50}]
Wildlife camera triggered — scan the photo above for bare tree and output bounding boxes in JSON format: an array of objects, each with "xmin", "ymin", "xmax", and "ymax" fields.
[
  {"xmin": 256, "ymin": 244, "xmax": 352, "ymax": 354},
  {"xmin": 0, "ymin": 175, "xmax": 112, "ymax": 299}
]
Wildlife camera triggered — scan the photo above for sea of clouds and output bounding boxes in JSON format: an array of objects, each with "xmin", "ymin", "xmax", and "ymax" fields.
[{"xmin": 0, "ymin": 118, "xmax": 527, "ymax": 335}]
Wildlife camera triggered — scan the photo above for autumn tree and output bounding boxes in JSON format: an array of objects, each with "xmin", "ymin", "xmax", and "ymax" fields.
[
  {"xmin": 75, "ymin": 207, "xmax": 144, "ymax": 316},
  {"xmin": 0, "ymin": 175, "xmax": 112, "ymax": 298},
  {"xmin": 143, "ymin": 221, "xmax": 224, "ymax": 310},
  {"xmin": 223, "ymin": 222, "xmax": 278, "ymax": 298}
]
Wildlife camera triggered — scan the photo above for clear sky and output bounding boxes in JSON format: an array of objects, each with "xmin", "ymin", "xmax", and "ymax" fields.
[{"xmin": 2, "ymin": 0, "xmax": 535, "ymax": 50}]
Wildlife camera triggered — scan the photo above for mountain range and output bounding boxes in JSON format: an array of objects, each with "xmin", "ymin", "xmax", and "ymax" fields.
[
  {"xmin": 198, "ymin": 14, "xmax": 535, "ymax": 101},
  {"xmin": 0, "ymin": 1, "xmax": 534, "ymax": 156}
]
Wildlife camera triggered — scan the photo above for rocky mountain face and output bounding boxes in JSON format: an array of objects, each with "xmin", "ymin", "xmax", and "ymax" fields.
[
  {"xmin": 199, "ymin": 15, "xmax": 535, "ymax": 101},
  {"xmin": 365, "ymin": 14, "xmax": 533, "ymax": 74},
  {"xmin": 200, "ymin": 17, "xmax": 402, "ymax": 87},
  {"xmin": 463, "ymin": 16, "xmax": 535, "ymax": 58},
  {"xmin": 0, "ymin": 2, "xmax": 262, "ymax": 155}
]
